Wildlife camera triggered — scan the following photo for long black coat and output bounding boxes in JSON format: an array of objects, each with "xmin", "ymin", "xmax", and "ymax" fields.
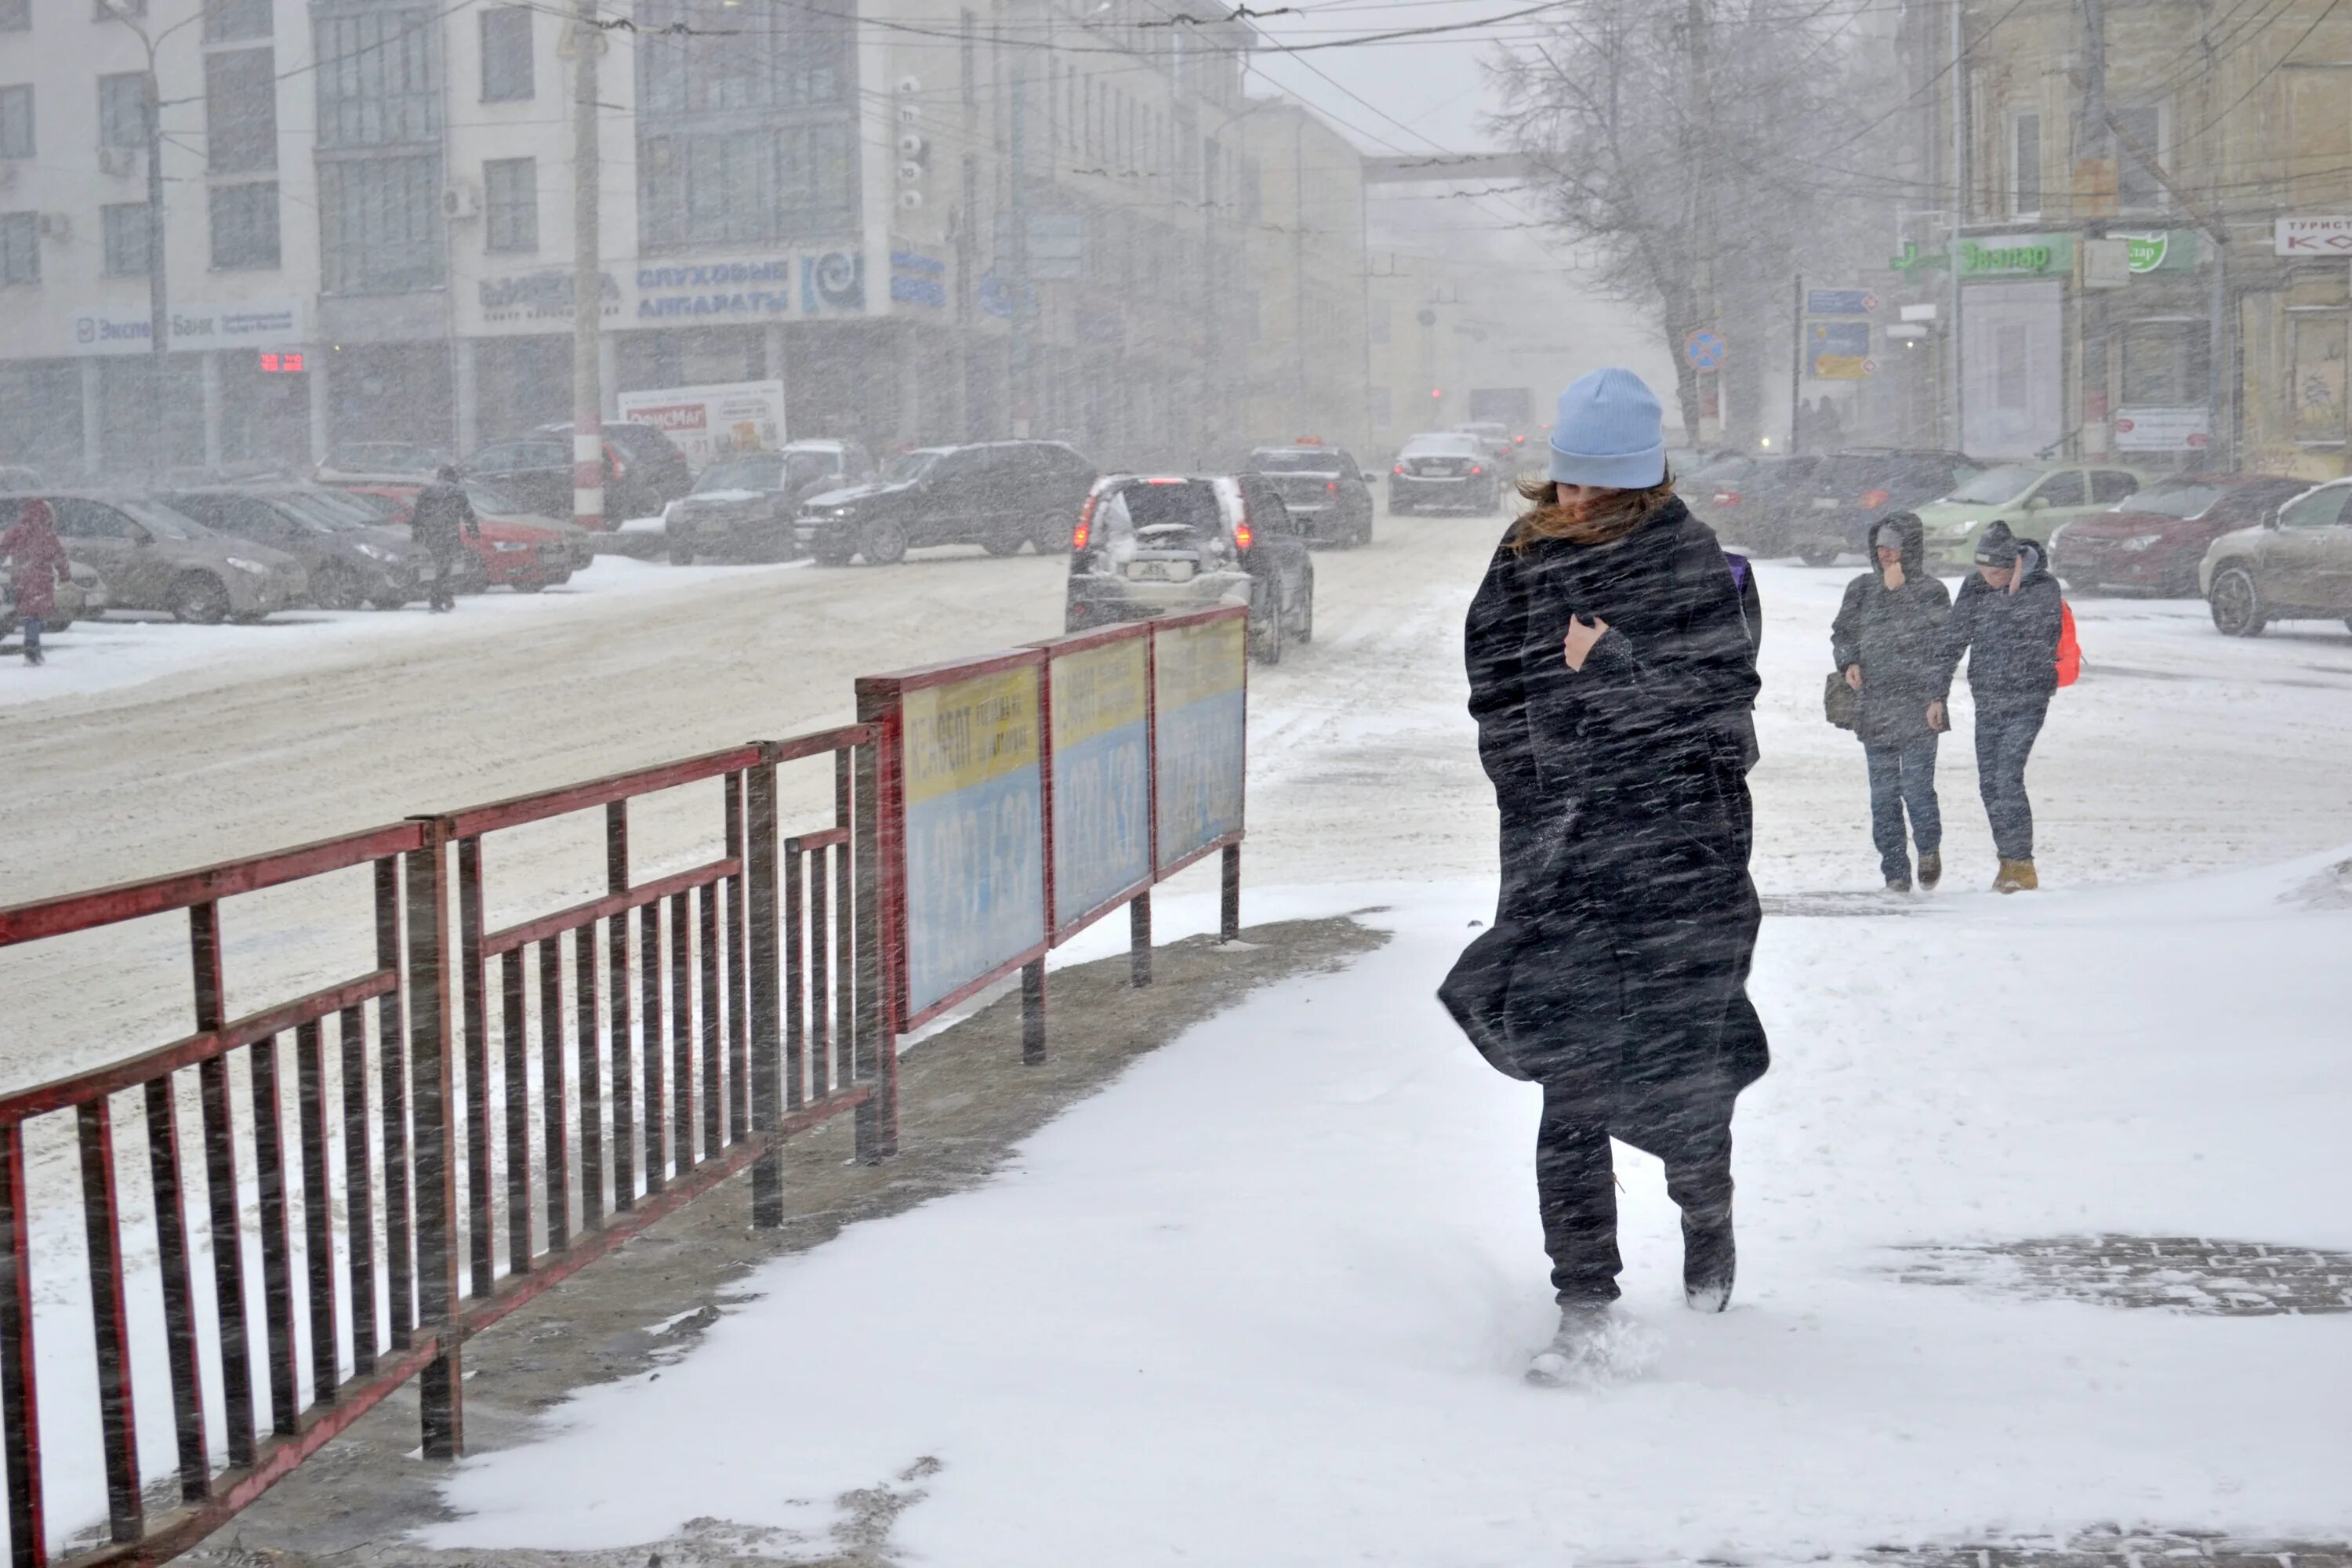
[
  {"xmin": 1830, "ymin": 514, "xmax": 1951, "ymax": 747},
  {"xmin": 1441, "ymin": 499, "xmax": 1769, "ymax": 1096}
]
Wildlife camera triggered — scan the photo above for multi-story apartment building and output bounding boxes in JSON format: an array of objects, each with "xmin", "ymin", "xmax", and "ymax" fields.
[
  {"xmin": 0, "ymin": 0, "xmax": 1352, "ymax": 478},
  {"xmin": 1232, "ymin": 96, "xmax": 1366, "ymax": 458},
  {"xmin": 1887, "ymin": 0, "xmax": 2352, "ymax": 474}
]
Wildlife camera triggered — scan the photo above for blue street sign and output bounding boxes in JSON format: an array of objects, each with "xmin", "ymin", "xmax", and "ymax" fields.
[
  {"xmin": 1806, "ymin": 289, "xmax": 1878, "ymax": 316},
  {"xmin": 1682, "ymin": 330, "xmax": 1726, "ymax": 370}
]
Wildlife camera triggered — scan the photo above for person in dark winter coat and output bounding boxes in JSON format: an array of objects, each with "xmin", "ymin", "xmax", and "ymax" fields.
[
  {"xmin": 1831, "ymin": 513, "xmax": 1951, "ymax": 891},
  {"xmin": 1933, "ymin": 519, "xmax": 2060, "ymax": 892},
  {"xmin": 1440, "ymin": 368, "xmax": 1766, "ymax": 1383},
  {"xmin": 410, "ymin": 466, "xmax": 481, "ymax": 612},
  {"xmin": 1, "ymin": 499, "xmax": 72, "ymax": 666}
]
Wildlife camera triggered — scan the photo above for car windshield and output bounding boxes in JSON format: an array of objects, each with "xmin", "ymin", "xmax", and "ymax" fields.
[
  {"xmin": 283, "ymin": 490, "xmax": 383, "ymax": 530},
  {"xmin": 466, "ymin": 478, "xmax": 535, "ymax": 514},
  {"xmin": 884, "ymin": 451, "xmax": 944, "ymax": 482},
  {"xmin": 1944, "ymin": 464, "xmax": 2044, "ymax": 504},
  {"xmin": 1249, "ymin": 450, "xmax": 1338, "ymax": 473},
  {"xmin": 2125, "ymin": 483, "xmax": 2228, "ymax": 518},
  {"xmin": 116, "ymin": 500, "xmax": 206, "ymax": 539},
  {"xmin": 1100, "ymin": 480, "xmax": 1222, "ymax": 543},
  {"xmin": 697, "ymin": 457, "xmax": 786, "ymax": 492},
  {"xmin": 1401, "ymin": 434, "xmax": 1480, "ymax": 457}
]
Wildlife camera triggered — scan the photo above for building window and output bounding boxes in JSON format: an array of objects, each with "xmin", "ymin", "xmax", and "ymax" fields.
[
  {"xmin": 0, "ymin": 212, "xmax": 35, "ymax": 284},
  {"xmin": 2122, "ymin": 321, "xmax": 2201, "ymax": 406},
  {"xmin": 0, "ymin": 0, "xmax": 25, "ymax": 32},
  {"xmin": 206, "ymin": 49, "xmax": 276, "ymax": 171},
  {"xmin": 2010, "ymin": 112, "xmax": 2040, "ymax": 217},
  {"xmin": 637, "ymin": 0, "xmax": 848, "ymax": 116},
  {"xmin": 484, "ymin": 156, "xmax": 536, "ymax": 251},
  {"xmin": 203, "ymin": 0, "xmax": 272, "ymax": 43},
  {"xmin": 103, "ymin": 201, "xmax": 151, "ymax": 275},
  {"xmin": 99, "ymin": 74, "xmax": 152, "ymax": 152},
  {"xmin": 0, "ymin": 85, "xmax": 31, "ymax": 160},
  {"xmin": 319, "ymin": 154, "xmax": 441, "ymax": 292},
  {"xmin": 2113, "ymin": 104, "xmax": 2166, "ymax": 210},
  {"xmin": 481, "ymin": 7, "xmax": 532, "ymax": 102},
  {"xmin": 209, "ymin": 180, "xmax": 280, "ymax": 268},
  {"xmin": 315, "ymin": 7, "xmax": 441, "ymax": 149}
]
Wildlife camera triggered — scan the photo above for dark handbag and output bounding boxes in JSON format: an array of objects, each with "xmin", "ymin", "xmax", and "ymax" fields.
[{"xmin": 1824, "ymin": 670, "xmax": 1859, "ymax": 731}]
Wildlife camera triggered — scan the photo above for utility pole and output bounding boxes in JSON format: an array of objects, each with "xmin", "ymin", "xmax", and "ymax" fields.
[
  {"xmin": 143, "ymin": 67, "xmax": 169, "ymax": 484},
  {"xmin": 1947, "ymin": 0, "xmax": 1967, "ymax": 452},
  {"xmin": 2079, "ymin": 0, "xmax": 2110, "ymax": 461},
  {"xmin": 1688, "ymin": 0, "xmax": 1717, "ymax": 444},
  {"xmin": 1788, "ymin": 274, "xmax": 1804, "ymax": 454},
  {"xmin": 1009, "ymin": 60, "xmax": 1032, "ymax": 439},
  {"xmin": 571, "ymin": 0, "xmax": 604, "ymax": 531}
]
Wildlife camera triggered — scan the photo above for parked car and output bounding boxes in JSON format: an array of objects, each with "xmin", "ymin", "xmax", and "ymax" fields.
[
  {"xmin": 2, "ymin": 557, "xmax": 103, "ymax": 634},
  {"xmin": 0, "ymin": 466, "xmax": 43, "ymax": 494},
  {"xmin": 664, "ymin": 442, "xmax": 874, "ymax": 564},
  {"xmin": 797, "ymin": 440, "xmax": 1097, "ymax": 565},
  {"xmin": 158, "ymin": 486, "xmax": 433, "ymax": 610},
  {"xmin": 464, "ymin": 421, "xmax": 693, "ymax": 526},
  {"xmin": 1917, "ymin": 463, "xmax": 2148, "ymax": 572},
  {"xmin": 1241, "ymin": 441, "xmax": 1375, "ymax": 546},
  {"xmin": 0, "ymin": 494, "xmax": 305, "ymax": 622},
  {"xmin": 1686, "ymin": 454, "xmax": 1822, "ymax": 556},
  {"xmin": 313, "ymin": 441, "xmax": 452, "ymax": 485},
  {"xmin": 2052, "ymin": 474, "xmax": 2314, "ymax": 597},
  {"xmin": 1455, "ymin": 421, "xmax": 1521, "ymax": 465},
  {"xmin": 1785, "ymin": 448, "xmax": 1984, "ymax": 566},
  {"xmin": 332, "ymin": 481, "xmax": 581, "ymax": 592},
  {"xmin": 1389, "ymin": 432, "xmax": 1500, "ymax": 514},
  {"xmin": 1064, "ymin": 472, "xmax": 1315, "ymax": 662},
  {"xmin": 2201, "ymin": 477, "xmax": 2352, "ymax": 637}
]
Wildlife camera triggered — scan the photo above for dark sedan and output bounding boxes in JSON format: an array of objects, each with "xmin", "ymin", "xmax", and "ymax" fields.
[
  {"xmin": 2055, "ymin": 474, "xmax": 2315, "ymax": 597},
  {"xmin": 797, "ymin": 441, "xmax": 1097, "ymax": 565},
  {"xmin": 1242, "ymin": 443, "xmax": 1374, "ymax": 546},
  {"xmin": 1389, "ymin": 432, "xmax": 1499, "ymax": 514},
  {"xmin": 664, "ymin": 451, "xmax": 840, "ymax": 564},
  {"xmin": 161, "ymin": 487, "xmax": 434, "ymax": 609}
]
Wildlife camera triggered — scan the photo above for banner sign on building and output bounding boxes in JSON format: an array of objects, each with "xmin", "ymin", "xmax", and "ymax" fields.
[
  {"xmin": 1152, "ymin": 614, "xmax": 1247, "ymax": 871},
  {"xmin": 470, "ymin": 252, "xmax": 866, "ymax": 333},
  {"xmin": 889, "ymin": 247, "xmax": 948, "ymax": 308},
  {"xmin": 615, "ymin": 380, "xmax": 786, "ymax": 465},
  {"xmin": 1957, "ymin": 234, "xmax": 2074, "ymax": 280},
  {"xmin": 68, "ymin": 299, "xmax": 305, "ymax": 357},
  {"xmin": 2114, "ymin": 407, "xmax": 2211, "ymax": 452},
  {"xmin": 895, "ymin": 662, "xmax": 1046, "ymax": 1021},
  {"xmin": 2275, "ymin": 216, "xmax": 2352, "ymax": 257},
  {"xmin": 1806, "ymin": 289, "xmax": 1876, "ymax": 316},
  {"xmin": 1045, "ymin": 635, "xmax": 1152, "ymax": 935}
]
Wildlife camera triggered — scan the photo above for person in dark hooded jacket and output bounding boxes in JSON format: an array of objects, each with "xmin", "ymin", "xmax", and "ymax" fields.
[
  {"xmin": 1831, "ymin": 513, "xmax": 1951, "ymax": 891},
  {"xmin": 1442, "ymin": 368, "xmax": 1766, "ymax": 1385},
  {"xmin": 410, "ymin": 466, "xmax": 481, "ymax": 612},
  {"xmin": 1933, "ymin": 519, "xmax": 2060, "ymax": 892}
]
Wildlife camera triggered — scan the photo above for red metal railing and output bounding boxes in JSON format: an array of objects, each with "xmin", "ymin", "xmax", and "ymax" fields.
[{"xmin": 0, "ymin": 725, "xmax": 887, "ymax": 1568}]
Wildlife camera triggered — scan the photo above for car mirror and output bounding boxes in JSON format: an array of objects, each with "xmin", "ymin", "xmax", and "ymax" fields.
[{"xmin": 2024, "ymin": 495, "xmax": 2049, "ymax": 511}]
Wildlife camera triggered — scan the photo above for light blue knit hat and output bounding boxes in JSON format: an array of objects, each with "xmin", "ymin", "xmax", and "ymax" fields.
[{"xmin": 1547, "ymin": 368, "xmax": 1667, "ymax": 489}]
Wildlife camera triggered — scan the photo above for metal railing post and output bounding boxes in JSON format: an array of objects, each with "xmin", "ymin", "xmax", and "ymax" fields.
[
  {"xmin": 1130, "ymin": 891, "xmax": 1152, "ymax": 988},
  {"xmin": 1220, "ymin": 844, "xmax": 1242, "ymax": 944},
  {"xmin": 747, "ymin": 749, "xmax": 784, "ymax": 1226},
  {"xmin": 405, "ymin": 820, "xmax": 464, "ymax": 1460},
  {"xmin": 851, "ymin": 739, "xmax": 897, "ymax": 1160}
]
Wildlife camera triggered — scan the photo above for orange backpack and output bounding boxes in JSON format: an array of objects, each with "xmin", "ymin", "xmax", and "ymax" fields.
[{"xmin": 2055, "ymin": 601, "xmax": 2081, "ymax": 688}]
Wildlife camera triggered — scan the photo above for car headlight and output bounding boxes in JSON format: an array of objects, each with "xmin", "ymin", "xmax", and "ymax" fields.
[
  {"xmin": 355, "ymin": 543, "xmax": 394, "ymax": 562},
  {"xmin": 492, "ymin": 540, "xmax": 531, "ymax": 554},
  {"xmin": 2117, "ymin": 533, "xmax": 2161, "ymax": 552},
  {"xmin": 224, "ymin": 556, "xmax": 270, "ymax": 576}
]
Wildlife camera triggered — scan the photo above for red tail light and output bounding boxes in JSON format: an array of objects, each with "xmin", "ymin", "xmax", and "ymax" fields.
[
  {"xmin": 1073, "ymin": 492, "xmax": 1098, "ymax": 551},
  {"xmin": 1470, "ymin": 465, "xmax": 1484, "ymax": 476},
  {"xmin": 1233, "ymin": 517, "xmax": 1254, "ymax": 551},
  {"xmin": 1325, "ymin": 480, "xmax": 1338, "ymax": 492},
  {"xmin": 1392, "ymin": 463, "xmax": 1406, "ymax": 475},
  {"xmin": 1715, "ymin": 489, "xmax": 1741, "ymax": 506},
  {"xmin": 1513, "ymin": 434, "xmax": 1526, "ymax": 445},
  {"xmin": 603, "ymin": 441, "xmax": 624, "ymax": 479},
  {"xmin": 1860, "ymin": 488, "xmax": 1891, "ymax": 510}
]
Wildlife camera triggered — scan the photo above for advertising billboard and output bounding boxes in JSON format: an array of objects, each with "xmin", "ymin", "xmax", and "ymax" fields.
[
  {"xmin": 1047, "ymin": 636, "xmax": 1152, "ymax": 934},
  {"xmin": 1152, "ymin": 615, "xmax": 1247, "ymax": 871},
  {"xmin": 615, "ymin": 380, "xmax": 786, "ymax": 466},
  {"xmin": 898, "ymin": 665, "xmax": 1046, "ymax": 1020}
]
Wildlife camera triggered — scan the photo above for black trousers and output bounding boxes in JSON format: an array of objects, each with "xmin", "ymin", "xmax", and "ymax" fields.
[
  {"xmin": 1973, "ymin": 695, "xmax": 2049, "ymax": 862},
  {"xmin": 1535, "ymin": 1059, "xmax": 1736, "ymax": 1305},
  {"xmin": 427, "ymin": 546, "xmax": 460, "ymax": 611}
]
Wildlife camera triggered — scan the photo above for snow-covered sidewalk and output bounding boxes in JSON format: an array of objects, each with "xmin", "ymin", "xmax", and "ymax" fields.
[{"xmin": 425, "ymin": 860, "xmax": 2352, "ymax": 1565}]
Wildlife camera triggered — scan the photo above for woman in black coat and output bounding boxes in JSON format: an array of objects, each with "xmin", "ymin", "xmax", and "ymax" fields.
[
  {"xmin": 1830, "ymin": 512, "xmax": 1951, "ymax": 891},
  {"xmin": 1439, "ymin": 368, "xmax": 1766, "ymax": 1383}
]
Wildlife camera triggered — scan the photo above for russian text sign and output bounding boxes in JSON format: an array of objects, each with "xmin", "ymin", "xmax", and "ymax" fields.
[
  {"xmin": 1152, "ymin": 615, "xmax": 1247, "ymax": 869},
  {"xmin": 900, "ymin": 666, "xmax": 1045, "ymax": 1017},
  {"xmin": 1049, "ymin": 637, "xmax": 1152, "ymax": 931}
]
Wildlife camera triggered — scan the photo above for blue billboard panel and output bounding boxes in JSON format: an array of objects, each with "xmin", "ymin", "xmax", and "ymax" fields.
[
  {"xmin": 1049, "ymin": 637, "xmax": 1152, "ymax": 931},
  {"xmin": 1152, "ymin": 615, "xmax": 1247, "ymax": 869},
  {"xmin": 900, "ymin": 666, "xmax": 1045, "ymax": 1018}
]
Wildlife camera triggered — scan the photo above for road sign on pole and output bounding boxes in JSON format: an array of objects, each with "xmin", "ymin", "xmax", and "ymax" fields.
[{"xmin": 1683, "ymin": 330, "xmax": 1726, "ymax": 371}]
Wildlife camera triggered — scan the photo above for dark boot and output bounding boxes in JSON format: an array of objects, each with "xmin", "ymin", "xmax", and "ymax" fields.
[
  {"xmin": 1916, "ymin": 851, "xmax": 1941, "ymax": 890},
  {"xmin": 1682, "ymin": 1204, "xmax": 1735, "ymax": 1312}
]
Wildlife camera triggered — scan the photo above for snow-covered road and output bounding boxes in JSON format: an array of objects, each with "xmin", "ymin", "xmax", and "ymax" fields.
[{"xmin": 5, "ymin": 506, "xmax": 2352, "ymax": 1559}]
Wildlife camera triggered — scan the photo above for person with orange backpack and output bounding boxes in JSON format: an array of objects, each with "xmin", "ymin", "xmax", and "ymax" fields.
[{"xmin": 1930, "ymin": 520, "xmax": 2067, "ymax": 892}]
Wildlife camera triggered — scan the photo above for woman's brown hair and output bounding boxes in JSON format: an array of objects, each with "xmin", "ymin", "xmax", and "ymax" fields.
[{"xmin": 1508, "ymin": 467, "xmax": 1678, "ymax": 549}]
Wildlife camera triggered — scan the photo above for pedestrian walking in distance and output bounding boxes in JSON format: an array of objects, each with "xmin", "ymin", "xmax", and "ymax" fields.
[
  {"xmin": 2, "ymin": 498, "xmax": 72, "ymax": 667},
  {"xmin": 1831, "ymin": 514, "xmax": 1951, "ymax": 891},
  {"xmin": 1439, "ymin": 368, "xmax": 1768, "ymax": 1385},
  {"xmin": 1933, "ymin": 520, "xmax": 2061, "ymax": 893},
  {"xmin": 411, "ymin": 466, "xmax": 481, "ymax": 613}
]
